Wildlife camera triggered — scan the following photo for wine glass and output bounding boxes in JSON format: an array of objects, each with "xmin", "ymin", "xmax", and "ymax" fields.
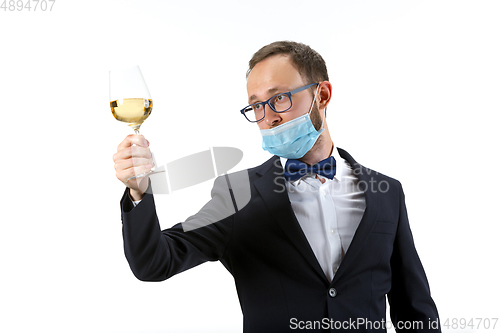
[
  {"xmin": 109, "ymin": 65, "xmax": 164, "ymax": 181},
  {"xmin": 109, "ymin": 65, "xmax": 152, "ymax": 134}
]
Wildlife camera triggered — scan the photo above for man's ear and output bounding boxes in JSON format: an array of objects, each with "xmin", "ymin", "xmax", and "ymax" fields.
[{"xmin": 318, "ymin": 81, "xmax": 333, "ymax": 110}]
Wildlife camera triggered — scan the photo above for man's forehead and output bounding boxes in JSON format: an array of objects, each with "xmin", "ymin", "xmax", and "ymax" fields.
[{"xmin": 246, "ymin": 56, "xmax": 304, "ymax": 102}]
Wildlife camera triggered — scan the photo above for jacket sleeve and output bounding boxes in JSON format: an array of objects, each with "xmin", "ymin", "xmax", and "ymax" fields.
[
  {"xmin": 387, "ymin": 184, "xmax": 441, "ymax": 332},
  {"xmin": 120, "ymin": 176, "xmax": 235, "ymax": 282}
]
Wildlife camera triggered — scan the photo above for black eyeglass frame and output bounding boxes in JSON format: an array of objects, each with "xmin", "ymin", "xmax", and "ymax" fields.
[{"xmin": 240, "ymin": 82, "xmax": 319, "ymax": 123}]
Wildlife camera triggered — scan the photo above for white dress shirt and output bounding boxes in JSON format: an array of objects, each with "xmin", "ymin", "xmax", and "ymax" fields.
[{"xmin": 280, "ymin": 147, "xmax": 366, "ymax": 282}]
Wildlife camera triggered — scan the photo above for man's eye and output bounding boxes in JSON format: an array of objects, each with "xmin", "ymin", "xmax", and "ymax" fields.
[
  {"xmin": 274, "ymin": 94, "xmax": 287, "ymax": 103},
  {"xmin": 252, "ymin": 104, "xmax": 262, "ymax": 111}
]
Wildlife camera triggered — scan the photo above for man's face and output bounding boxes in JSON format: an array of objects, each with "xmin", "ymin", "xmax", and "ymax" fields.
[{"xmin": 246, "ymin": 55, "xmax": 318, "ymax": 130}]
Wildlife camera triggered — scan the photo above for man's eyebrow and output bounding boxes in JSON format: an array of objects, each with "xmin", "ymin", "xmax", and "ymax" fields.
[{"xmin": 248, "ymin": 87, "xmax": 281, "ymax": 103}]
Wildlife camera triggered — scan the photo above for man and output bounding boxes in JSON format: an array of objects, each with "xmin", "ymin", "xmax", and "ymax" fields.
[{"xmin": 114, "ymin": 41, "xmax": 440, "ymax": 332}]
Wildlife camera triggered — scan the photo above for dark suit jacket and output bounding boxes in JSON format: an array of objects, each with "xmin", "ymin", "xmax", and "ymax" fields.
[{"xmin": 120, "ymin": 148, "xmax": 440, "ymax": 332}]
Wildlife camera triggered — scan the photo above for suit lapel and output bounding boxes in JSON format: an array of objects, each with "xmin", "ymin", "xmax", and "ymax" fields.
[
  {"xmin": 253, "ymin": 157, "xmax": 329, "ymax": 283},
  {"xmin": 331, "ymin": 148, "xmax": 380, "ymax": 285}
]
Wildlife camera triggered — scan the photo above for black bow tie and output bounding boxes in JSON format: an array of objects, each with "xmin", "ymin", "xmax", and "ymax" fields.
[{"xmin": 283, "ymin": 156, "xmax": 337, "ymax": 182}]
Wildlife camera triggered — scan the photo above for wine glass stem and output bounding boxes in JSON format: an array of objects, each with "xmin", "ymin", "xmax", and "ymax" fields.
[{"xmin": 134, "ymin": 129, "xmax": 140, "ymax": 135}]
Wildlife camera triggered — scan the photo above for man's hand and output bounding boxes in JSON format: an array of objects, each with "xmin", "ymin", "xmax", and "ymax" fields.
[{"xmin": 113, "ymin": 134, "xmax": 154, "ymax": 201}]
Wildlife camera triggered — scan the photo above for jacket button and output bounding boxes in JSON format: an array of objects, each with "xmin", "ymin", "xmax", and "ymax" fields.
[{"xmin": 328, "ymin": 288, "xmax": 337, "ymax": 298}]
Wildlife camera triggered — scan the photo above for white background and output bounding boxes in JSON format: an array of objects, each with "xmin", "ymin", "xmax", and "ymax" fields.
[{"xmin": 1, "ymin": 0, "xmax": 499, "ymax": 332}]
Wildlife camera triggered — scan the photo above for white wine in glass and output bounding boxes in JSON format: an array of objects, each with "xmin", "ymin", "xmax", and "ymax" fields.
[
  {"xmin": 109, "ymin": 66, "xmax": 163, "ymax": 181},
  {"xmin": 110, "ymin": 97, "xmax": 153, "ymax": 134},
  {"xmin": 109, "ymin": 65, "xmax": 152, "ymax": 134}
]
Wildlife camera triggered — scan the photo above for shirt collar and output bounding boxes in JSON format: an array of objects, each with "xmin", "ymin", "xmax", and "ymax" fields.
[{"xmin": 279, "ymin": 146, "xmax": 346, "ymax": 183}]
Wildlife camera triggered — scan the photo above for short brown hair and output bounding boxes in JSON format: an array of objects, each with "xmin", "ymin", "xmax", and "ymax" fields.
[{"xmin": 247, "ymin": 41, "xmax": 329, "ymax": 84}]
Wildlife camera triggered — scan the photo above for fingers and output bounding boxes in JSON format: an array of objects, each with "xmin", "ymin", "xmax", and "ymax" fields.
[
  {"xmin": 116, "ymin": 164, "xmax": 154, "ymax": 183},
  {"xmin": 117, "ymin": 134, "xmax": 149, "ymax": 151},
  {"xmin": 113, "ymin": 144, "xmax": 152, "ymax": 162},
  {"xmin": 114, "ymin": 157, "xmax": 154, "ymax": 171},
  {"xmin": 113, "ymin": 134, "xmax": 152, "ymax": 162},
  {"xmin": 114, "ymin": 134, "xmax": 154, "ymax": 189}
]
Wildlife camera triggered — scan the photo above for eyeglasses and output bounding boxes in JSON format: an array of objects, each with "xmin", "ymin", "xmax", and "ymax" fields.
[{"xmin": 240, "ymin": 83, "xmax": 319, "ymax": 123}]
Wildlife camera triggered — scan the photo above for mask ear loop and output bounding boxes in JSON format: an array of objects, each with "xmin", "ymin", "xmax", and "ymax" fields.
[{"xmin": 307, "ymin": 84, "xmax": 326, "ymax": 130}]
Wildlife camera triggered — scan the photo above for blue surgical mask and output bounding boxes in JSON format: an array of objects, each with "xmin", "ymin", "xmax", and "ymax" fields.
[{"xmin": 260, "ymin": 86, "xmax": 324, "ymax": 159}]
